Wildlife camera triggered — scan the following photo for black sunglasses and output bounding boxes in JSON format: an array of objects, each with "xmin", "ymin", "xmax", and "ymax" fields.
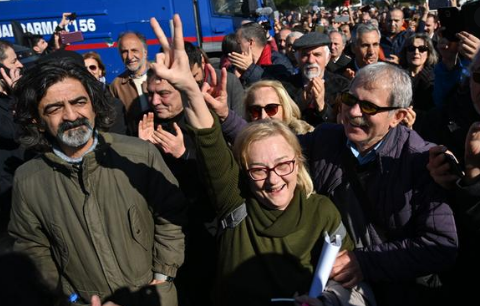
[
  {"xmin": 87, "ymin": 65, "xmax": 98, "ymax": 71},
  {"xmin": 407, "ymin": 45, "xmax": 429, "ymax": 53},
  {"xmin": 340, "ymin": 92, "xmax": 402, "ymax": 115},
  {"xmin": 247, "ymin": 104, "xmax": 281, "ymax": 120}
]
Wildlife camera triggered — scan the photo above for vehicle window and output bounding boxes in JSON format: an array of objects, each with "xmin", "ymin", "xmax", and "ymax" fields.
[{"xmin": 211, "ymin": 0, "xmax": 244, "ymax": 16}]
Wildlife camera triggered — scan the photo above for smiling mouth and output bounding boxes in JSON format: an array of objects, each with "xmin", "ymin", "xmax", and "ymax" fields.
[{"xmin": 266, "ymin": 184, "xmax": 286, "ymax": 194}]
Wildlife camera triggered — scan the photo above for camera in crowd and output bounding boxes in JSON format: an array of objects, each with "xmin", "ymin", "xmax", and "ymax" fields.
[{"xmin": 438, "ymin": 1, "xmax": 480, "ymax": 42}]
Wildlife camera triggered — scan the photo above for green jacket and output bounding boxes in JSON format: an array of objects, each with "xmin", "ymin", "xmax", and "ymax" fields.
[
  {"xmin": 8, "ymin": 132, "xmax": 187, "ymax": 304},
  {"xmin": 189, "ymin": 118, "xmax": 354, "ymax": 306}
]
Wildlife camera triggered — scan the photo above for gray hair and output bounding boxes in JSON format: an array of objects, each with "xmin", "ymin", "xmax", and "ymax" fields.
[
  {"xmin": 287, "ymin": 31, "xmax": 304, "ymax": 40},
  {"xmin": 117, "ymin": 31, "xmax": 148, "ymax": 53},
  {"xmin": 352, "ymin": 62, "xmax": 412, "ymax": 108},
  {"xmin": 328, "ymin": 30, "xmax": 347, "ymax": 47},
  {"xmin": 353, "ymin": 23, "xmax": 381, "ymax": 47},
  {"xmin": 237, "ymin": 22, "xmax": 267, "ymax": 47}
]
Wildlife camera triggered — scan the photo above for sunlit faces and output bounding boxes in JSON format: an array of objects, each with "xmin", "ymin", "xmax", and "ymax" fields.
[
  {"xmin": 246, "ymin": 135, "xmax": 298, "ymax": 210},
  {"xmin": 119, "ymin": 33, "xmax": 147, "ymax": 75},
  {"xmin": 247, "ymin": 87, "xmax": 284, "ymax": 121},
  {"xmin": 329, "ymin": 32, "xmax": 345, "ymax": 60},
  {"xmin": 341, "ymin": 83, "xmax": 404, "ymax": 154},
  {"xmin": 1, "ymin": 46, "xmax": 23, "ymax": 70},
  {"xmin": 406, "ymin": 38, "xmax": 428, "ymax": 69},
  {"xmin": 298, "ymin": 45, "xmax": 330, "ymax": 79},
  {"xmin": 277, "ymin": 29, "xmax": 292, "ymax": 54},
  {"xmin": 354, "ymin": 30, "xmax": 380, "ymax": 68},
  {"xmin": 37, "ymin": 78, "xmax": 96, "ymax": 155},
  {"xmin": 387, "ymin": 10, "xmax": 404, "ymax": 35},
  {"xmin": 424, "ymin": 16, "xmax": 437, "ymax": 36},
  {"xmin": 33, "ymin": 38, "xmax": 48, "ymax": 54},
  {"xmin": 340, "ymin": 24, "xmax": 351, "ymax": 42},
  {"xmin": 84, "ymin": 58, "xmax": 102, "ymax": 80},
  {"xmin": 147, "ymin": 78, "xmax": 183, "ymax": 119}
]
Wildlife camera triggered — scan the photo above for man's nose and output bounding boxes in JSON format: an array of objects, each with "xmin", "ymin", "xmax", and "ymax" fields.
[{"xmin": 62, "ymin": 103, "xmax": 77, "ymax": 121}]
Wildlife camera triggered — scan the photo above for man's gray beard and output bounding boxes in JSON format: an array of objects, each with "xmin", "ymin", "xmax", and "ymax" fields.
[
  {"xmin": 57, "ymin": 119, "xmax": 93, "ymax": 148},
  {"xmin": 303, "ymin": 63, "xmax": 322, "ymax": 80},
  {"xmin": 128, "ymin": 57, "xmax": 146, "ymax": 75}
]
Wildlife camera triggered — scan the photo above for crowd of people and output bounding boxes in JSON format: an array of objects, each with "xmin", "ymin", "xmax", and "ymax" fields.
[{"xmin": 1, "ymin": 1, "xmax": 480, "ymax": 306}]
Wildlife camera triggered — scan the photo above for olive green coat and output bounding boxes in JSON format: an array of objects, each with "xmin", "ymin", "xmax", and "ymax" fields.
[
  {"xmin": 8, "ymin": 132, "xmax": 187, "ymax": 305},
  {"xmin": 189, "ymin": 120, "xmax": 354, "ymax": 306}
]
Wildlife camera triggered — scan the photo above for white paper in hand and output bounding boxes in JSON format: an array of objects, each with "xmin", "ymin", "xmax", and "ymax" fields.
[{"xmin": 308, "ymin": 232, "xmax": 342, "ymax": 298}]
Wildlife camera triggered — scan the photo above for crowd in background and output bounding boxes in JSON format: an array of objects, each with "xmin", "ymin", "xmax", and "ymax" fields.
[{"xmin": 1, "ymin": 1, "xmax": 480, "ymax": 306}]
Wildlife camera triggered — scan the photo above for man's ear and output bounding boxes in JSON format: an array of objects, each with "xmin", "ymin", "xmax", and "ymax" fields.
[
  {"xmin": 389, "ymin": 108, "xmax": 407, "ymax": 128},
  {"xmin": 33, "ymin": 46, "xmax": 40, "ymax": 53}
]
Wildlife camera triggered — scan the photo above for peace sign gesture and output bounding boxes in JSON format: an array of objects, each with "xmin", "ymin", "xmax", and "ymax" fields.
[{"xmin": 149, "ymin": 14, "xmax": 213, "ymax": 128}]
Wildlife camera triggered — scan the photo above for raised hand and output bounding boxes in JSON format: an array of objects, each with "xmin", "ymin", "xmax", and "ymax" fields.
[
  {"xmin": 203, "ymin": 67, "xmax": 229, "ymax": 121},
  {"xmin": 149, "ymin": 14, "xmax": 212, "ymax": 128},
  {"xmin": 426, "ymin": 145, "xmax": 460, "ymax": 190},
  {"xmin": 228, "ymin": 46, "xmax": 254, "ymax": 73},
  {"xmin": 0, "ymin": 67, "xmax": 21, "ymax": 90},
  {"xmin": 402, "ymin": 106, "xmax": 416, "ymax": 129},
  {"xmin": 458, "ymin": 31, "xmax": 480, "ymax": 61},
  {"xmin": 138, "ymin": 112, "xmax": 155, "ymax": 142},
  {"xmin": 152, "ymin": 123, "xmax": 186, "ymax": 158}
]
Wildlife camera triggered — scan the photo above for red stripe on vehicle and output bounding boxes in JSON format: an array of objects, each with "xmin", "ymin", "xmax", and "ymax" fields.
[{"xmin": 65, "ymin": 35, "xmax": 221, "ymax": 51}]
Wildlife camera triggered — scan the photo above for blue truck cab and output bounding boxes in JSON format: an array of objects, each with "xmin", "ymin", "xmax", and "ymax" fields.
[{"xmin": 0, "ymin": 0, "xmax": 276, "ymax": 82}]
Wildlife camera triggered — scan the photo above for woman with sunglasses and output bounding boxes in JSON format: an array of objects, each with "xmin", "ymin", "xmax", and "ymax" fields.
[
  {"xmin": 244, "ymin": 80, "xmax": 314, "ymax": 132},
  {"xmin": 83, "ymin": 51, "xmax": 107, "ymax": 85},
  {"xmin": 216, "ymin": 79, "xmax": 313, "ymax": 144},
  {"xmin": 83, "ymin": 51, "xmax": 127, "ymax": 134},
  {"xmin": 148, "ymin": 15, "xmax": 375, "ymax": 306},
  {"xmin": 400, "ymin": 33, "xmax": 438, "ymax": 113}
]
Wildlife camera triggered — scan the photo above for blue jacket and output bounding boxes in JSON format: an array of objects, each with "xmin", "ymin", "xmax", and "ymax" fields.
[{"xmin": 299, "ymin": 123, "xmax": 458, "ymax": 305}]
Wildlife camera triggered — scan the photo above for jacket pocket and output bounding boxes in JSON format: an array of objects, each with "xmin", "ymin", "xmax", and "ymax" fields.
[
  {"xmin": 50, "ymin": 223, "xmax": 69, "ymax": 269},
  {"xmin": 128, "ymin": 204, "xmax": 153, "ymax": 252}
]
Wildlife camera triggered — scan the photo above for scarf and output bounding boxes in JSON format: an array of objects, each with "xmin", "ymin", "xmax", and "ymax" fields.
[{"xmin": 257, "ymin": 44, "xmax": 272, "ymax": 66}]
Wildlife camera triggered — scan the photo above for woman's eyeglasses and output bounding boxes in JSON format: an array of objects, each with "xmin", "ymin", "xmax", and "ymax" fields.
[
  {"xmin": 87, "ymin": 65, "xmax": 98, "ymax": 71},
  {"xmin": 247, "ymin": 104, "xmax": 281, "ymax": 120},
  {"xmin": 406, "ymin": 45, "xmax": 429, "ymax": 53},
  {"xmin": 340, "ymin": 92, "xmax": 402, "ymax": 115},
  {"xmin": 247, "ymin": 159, "xmax": 296, "ymax": 181}
]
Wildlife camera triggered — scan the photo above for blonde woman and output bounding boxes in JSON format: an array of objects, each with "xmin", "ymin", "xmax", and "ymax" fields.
[
  {"xmin": 145, "ymin": 15, "xmax": 375, "ymax": 306},
  {"xmin": 244, "ymin": 80, "xmax": 314, "ymax": 135}
]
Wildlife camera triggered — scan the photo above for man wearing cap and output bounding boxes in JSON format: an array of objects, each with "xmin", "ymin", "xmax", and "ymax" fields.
[{"xmin": 283, "ymin": 31, "xmax": 350, "ymax": 126}]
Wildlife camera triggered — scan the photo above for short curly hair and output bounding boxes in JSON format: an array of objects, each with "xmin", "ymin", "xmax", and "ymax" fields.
[{"xmin": 13, "ymin": 58, "xmax": 114, "ymax": 152}]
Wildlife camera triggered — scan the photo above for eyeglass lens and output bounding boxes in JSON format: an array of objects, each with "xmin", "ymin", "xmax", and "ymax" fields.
[
  {"xmin": 407, "ymin": 45, "xmax": 428, "ymax": 53},
  {"xmin": 248, "ymin": 104, "xmax": 280, "ymax": 119}
]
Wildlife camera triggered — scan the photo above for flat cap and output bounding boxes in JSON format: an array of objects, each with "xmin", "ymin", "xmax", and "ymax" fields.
[{"xmin": 293, "ymin": 32, "xmax": 331, "ymax": 50}]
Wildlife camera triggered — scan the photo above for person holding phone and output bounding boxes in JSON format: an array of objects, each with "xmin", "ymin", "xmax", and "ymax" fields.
[
  {"xmin": 427, "ymin": 49, "xmax": 480, "ymax": 306},
  {"xmin": 0, "ymin": 40, "xmax": 25, "ymax": 253}
]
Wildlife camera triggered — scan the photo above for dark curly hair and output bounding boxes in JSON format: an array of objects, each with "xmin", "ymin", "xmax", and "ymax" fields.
[{"xmin": 13, "ymin": 58, "xmax": 114, "ymax": 152}]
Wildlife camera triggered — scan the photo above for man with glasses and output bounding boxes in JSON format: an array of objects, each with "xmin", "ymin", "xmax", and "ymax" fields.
[{"xmin": 299, "ymin": 62, "xmax": 458, "ymax": 306}]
